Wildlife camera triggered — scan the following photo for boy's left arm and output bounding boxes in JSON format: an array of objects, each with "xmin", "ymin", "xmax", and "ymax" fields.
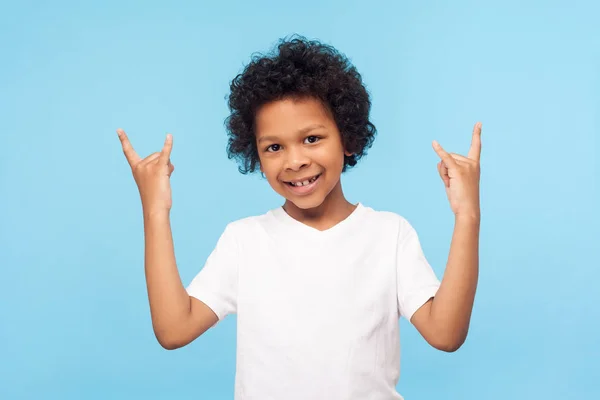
[{"xmin": 411, "ymin": 122, "xmax": 482, "ymax": 352}]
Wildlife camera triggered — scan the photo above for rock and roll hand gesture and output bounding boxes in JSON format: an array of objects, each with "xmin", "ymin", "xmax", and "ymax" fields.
[
  {"xmin": 117, "ymin": 129, "xmax": 175, "ymax": 215},
  {"xmin": 433, "ymin": 122, "xmax": 482, "ymax": 218}
]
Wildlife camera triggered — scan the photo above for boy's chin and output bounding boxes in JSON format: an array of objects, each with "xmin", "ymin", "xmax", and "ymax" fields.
[{"xmin": 282, "ymin": 194, "xmax": 325, "ymax": 210}]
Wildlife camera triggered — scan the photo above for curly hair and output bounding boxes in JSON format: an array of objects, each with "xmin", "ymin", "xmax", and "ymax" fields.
[{"xmin": 225, "ymin": 35, "xmax": 377, "ymax": 174}]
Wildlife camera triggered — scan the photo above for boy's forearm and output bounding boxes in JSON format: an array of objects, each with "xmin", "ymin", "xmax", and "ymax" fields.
[
  {"xmin": 143, "ymin": 211, "xmax": 191, "ymax": 344},
  {"xmin": 430, "ymin": 214, "xmax": 480, "ymax": 349}
]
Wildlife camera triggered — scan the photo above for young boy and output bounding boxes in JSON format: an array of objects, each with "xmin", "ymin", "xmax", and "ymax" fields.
[{"xmin": 117, "ymin": 36, "xmax": 481, "ymax": 400}]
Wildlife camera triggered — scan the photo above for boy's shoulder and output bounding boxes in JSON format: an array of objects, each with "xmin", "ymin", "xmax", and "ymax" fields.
[
  {"xmin": 218, "ymin": 208, "xmax": 276, "ymax": 233},
  {"xmin": 359, "ymin": 205, "xmax": 414, "ymax": 232}
]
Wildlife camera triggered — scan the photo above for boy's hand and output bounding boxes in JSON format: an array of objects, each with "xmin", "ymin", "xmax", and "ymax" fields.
[
  {"xmin": 117, "ymin": 128, "xmax": 175, "ymax": 215},
  {"xmin": 433, "ymin": 122, "xmax": 482, "ymax": 218}
]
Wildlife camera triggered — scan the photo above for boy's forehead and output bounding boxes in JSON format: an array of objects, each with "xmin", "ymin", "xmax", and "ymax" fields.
[{"xmin": 255, "ymin": 97, "xmax": 332, "ymax": 137}]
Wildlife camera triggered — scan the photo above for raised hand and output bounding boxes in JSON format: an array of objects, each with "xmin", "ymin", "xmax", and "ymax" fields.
[
  {"xmin": 117, "ymin": 128, "xmax": 175, "ymax": 215},
  {"xmin": 433, "ymin": 122, "xmax": 482, "ymax": 218}
]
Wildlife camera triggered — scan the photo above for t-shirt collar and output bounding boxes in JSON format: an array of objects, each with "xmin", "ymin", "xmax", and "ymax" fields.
[{"xmin": 270, "ymin": 202, "xmax": 366, "ymax": 237}]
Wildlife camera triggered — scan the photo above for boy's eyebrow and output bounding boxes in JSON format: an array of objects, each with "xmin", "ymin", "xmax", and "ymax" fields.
[{"xmin": 257, "ymin": 124, "xmax": 326, "ymax": 143}]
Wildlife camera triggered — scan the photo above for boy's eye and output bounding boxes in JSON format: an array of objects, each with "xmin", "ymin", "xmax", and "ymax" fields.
[
  {"xmin": 266, "ymin": 144, "xmax": 281, "ymax": 152},
  {"xmin": 304, "ymin": 136, "xmax": 320, "ymax": 144}
]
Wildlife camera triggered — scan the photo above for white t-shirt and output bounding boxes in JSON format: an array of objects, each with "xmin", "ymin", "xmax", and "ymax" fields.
[{"xmin": 186, "ymin": 203, "xmax": 440, "ymax": 400}]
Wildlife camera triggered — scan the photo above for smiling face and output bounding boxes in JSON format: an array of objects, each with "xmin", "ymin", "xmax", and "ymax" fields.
[{"xmin": 255, "ymin": 96, "xmax": 351, "ymax": 211}]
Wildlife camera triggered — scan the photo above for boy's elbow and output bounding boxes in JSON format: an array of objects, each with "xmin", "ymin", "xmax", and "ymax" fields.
[
  {"xmin": 156, "ymin": 333, "xmax": 187, "ymax": 350},
  {"xmin": 434, "ymin": 338, "xmax": 464, "ymax": 353},
  {"xmin": 158, "ymin": 336, "xmax": 182, "ymax": 350},
  {"xmin": 430, "ymin": 330, "xmax": 467, "ymax": 353},
  {"xmin": 161, "ymin": 342, "xmax": 183, "ymax": 351},
  {"xmin": 154, "ymin": 327, "xmax": 187, "ymax": 350}
]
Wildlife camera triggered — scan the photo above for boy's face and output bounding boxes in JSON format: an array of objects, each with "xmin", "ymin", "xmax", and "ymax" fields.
[{"xmin": 255, "ymin": 96, "xmax": 350, "ymax": 210}]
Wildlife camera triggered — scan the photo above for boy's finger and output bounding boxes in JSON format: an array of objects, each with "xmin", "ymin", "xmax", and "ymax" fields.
[
  {"xmin": 117, "ymin": 129, "xmax": 142, "ymax": 168},
  {"xmin": 449, "ymin": 153, "xmax": 474, "ymax": 166},
  {"xmin": 432, "ymin": 140, "xmax": 458, "ymax": 169},
  {"xmin": 144, "ymin": 152, "xmax": 162, "ymax": 164},
  {"xmin": 436, "ymin": 161, "xmax": 444, "ymax": 180},
  {"xmin": 468, "ymin": 122, "xmax": 482, "ymax": 161},
  {"xmin": 438, "ymin": 161, "xmax": 450, "ymax": 187},
  {"xmin": 159, "ymin": 134, "xmax": 173, "ymax": 165}
]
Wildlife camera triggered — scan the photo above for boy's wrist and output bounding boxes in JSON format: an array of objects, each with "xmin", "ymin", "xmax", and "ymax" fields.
[
  {"xmin": 143, "ymin": 208, "xmax": 171, "ymax": 221},
  {"xmin": 454, "ymin": 210, "xmax": 480, "ymax": 224}
]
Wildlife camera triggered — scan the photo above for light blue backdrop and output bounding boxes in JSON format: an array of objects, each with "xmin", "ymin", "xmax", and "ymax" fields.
[{"xmin": 1, "ymin": 1, "xmax": 598, "ymax": 399}]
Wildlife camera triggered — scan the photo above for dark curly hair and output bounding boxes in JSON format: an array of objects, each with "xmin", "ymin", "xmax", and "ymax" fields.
[{"xmin": 225, "ymin": 35, "xmax": 377, "ymax": 174}]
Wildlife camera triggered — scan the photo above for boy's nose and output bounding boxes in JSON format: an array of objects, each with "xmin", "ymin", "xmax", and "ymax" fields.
[{"xmin": 284, "ymin": 149, "xmax": 310, "ymax": 171}]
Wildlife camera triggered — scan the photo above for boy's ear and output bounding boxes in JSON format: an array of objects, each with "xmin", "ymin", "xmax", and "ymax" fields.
[
  {"xmin": 344, "ymin": 150, "xmax": 354, "ymax": 157},
  {"xmin": 259, "ymin": 164, "xmax": 266, "ymax": 179}
]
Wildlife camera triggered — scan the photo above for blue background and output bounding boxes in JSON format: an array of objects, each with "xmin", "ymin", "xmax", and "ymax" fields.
[{"xmin": 1, "ymin": 0, "xmax": 598, "ymax": 399}]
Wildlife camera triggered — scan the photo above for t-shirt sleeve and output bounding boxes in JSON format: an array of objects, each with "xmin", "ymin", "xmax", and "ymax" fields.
[
  {"xmin": 396, "ymin": 218, "xmax": 441, "ymax": 322},
  {"xmin": 185, "ymin": 223, "xmax": 239, "ymax": 322}
]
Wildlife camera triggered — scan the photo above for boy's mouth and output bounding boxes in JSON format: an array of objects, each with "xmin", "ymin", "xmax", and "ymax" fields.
[
  {"xmin": 283, "ymin": 173, "xmax": 322, "ymax": 195},
  {"xmin": 285, "ymin": 174, "xmax": 320, "ymax": 187}
]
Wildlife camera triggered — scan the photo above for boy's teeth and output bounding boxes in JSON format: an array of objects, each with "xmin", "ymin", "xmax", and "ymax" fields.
[{"xmin": 290, "ymin": 174, "xmax": 319, "ymax": 186}]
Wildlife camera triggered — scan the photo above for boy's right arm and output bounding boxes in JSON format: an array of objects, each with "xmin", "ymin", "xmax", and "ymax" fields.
[
  {"xmin": 144, "ymin": 212, "xmax": 218, "ymax": 350},
  {"xmin": 117, "ymin": 129, "xmax": 218, "ymax": 350}
]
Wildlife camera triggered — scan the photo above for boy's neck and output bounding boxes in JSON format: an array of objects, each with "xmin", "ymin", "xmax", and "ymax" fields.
[{"xmin": 282, "ymin": 181, "xmax": 356, "ymax": 231}]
